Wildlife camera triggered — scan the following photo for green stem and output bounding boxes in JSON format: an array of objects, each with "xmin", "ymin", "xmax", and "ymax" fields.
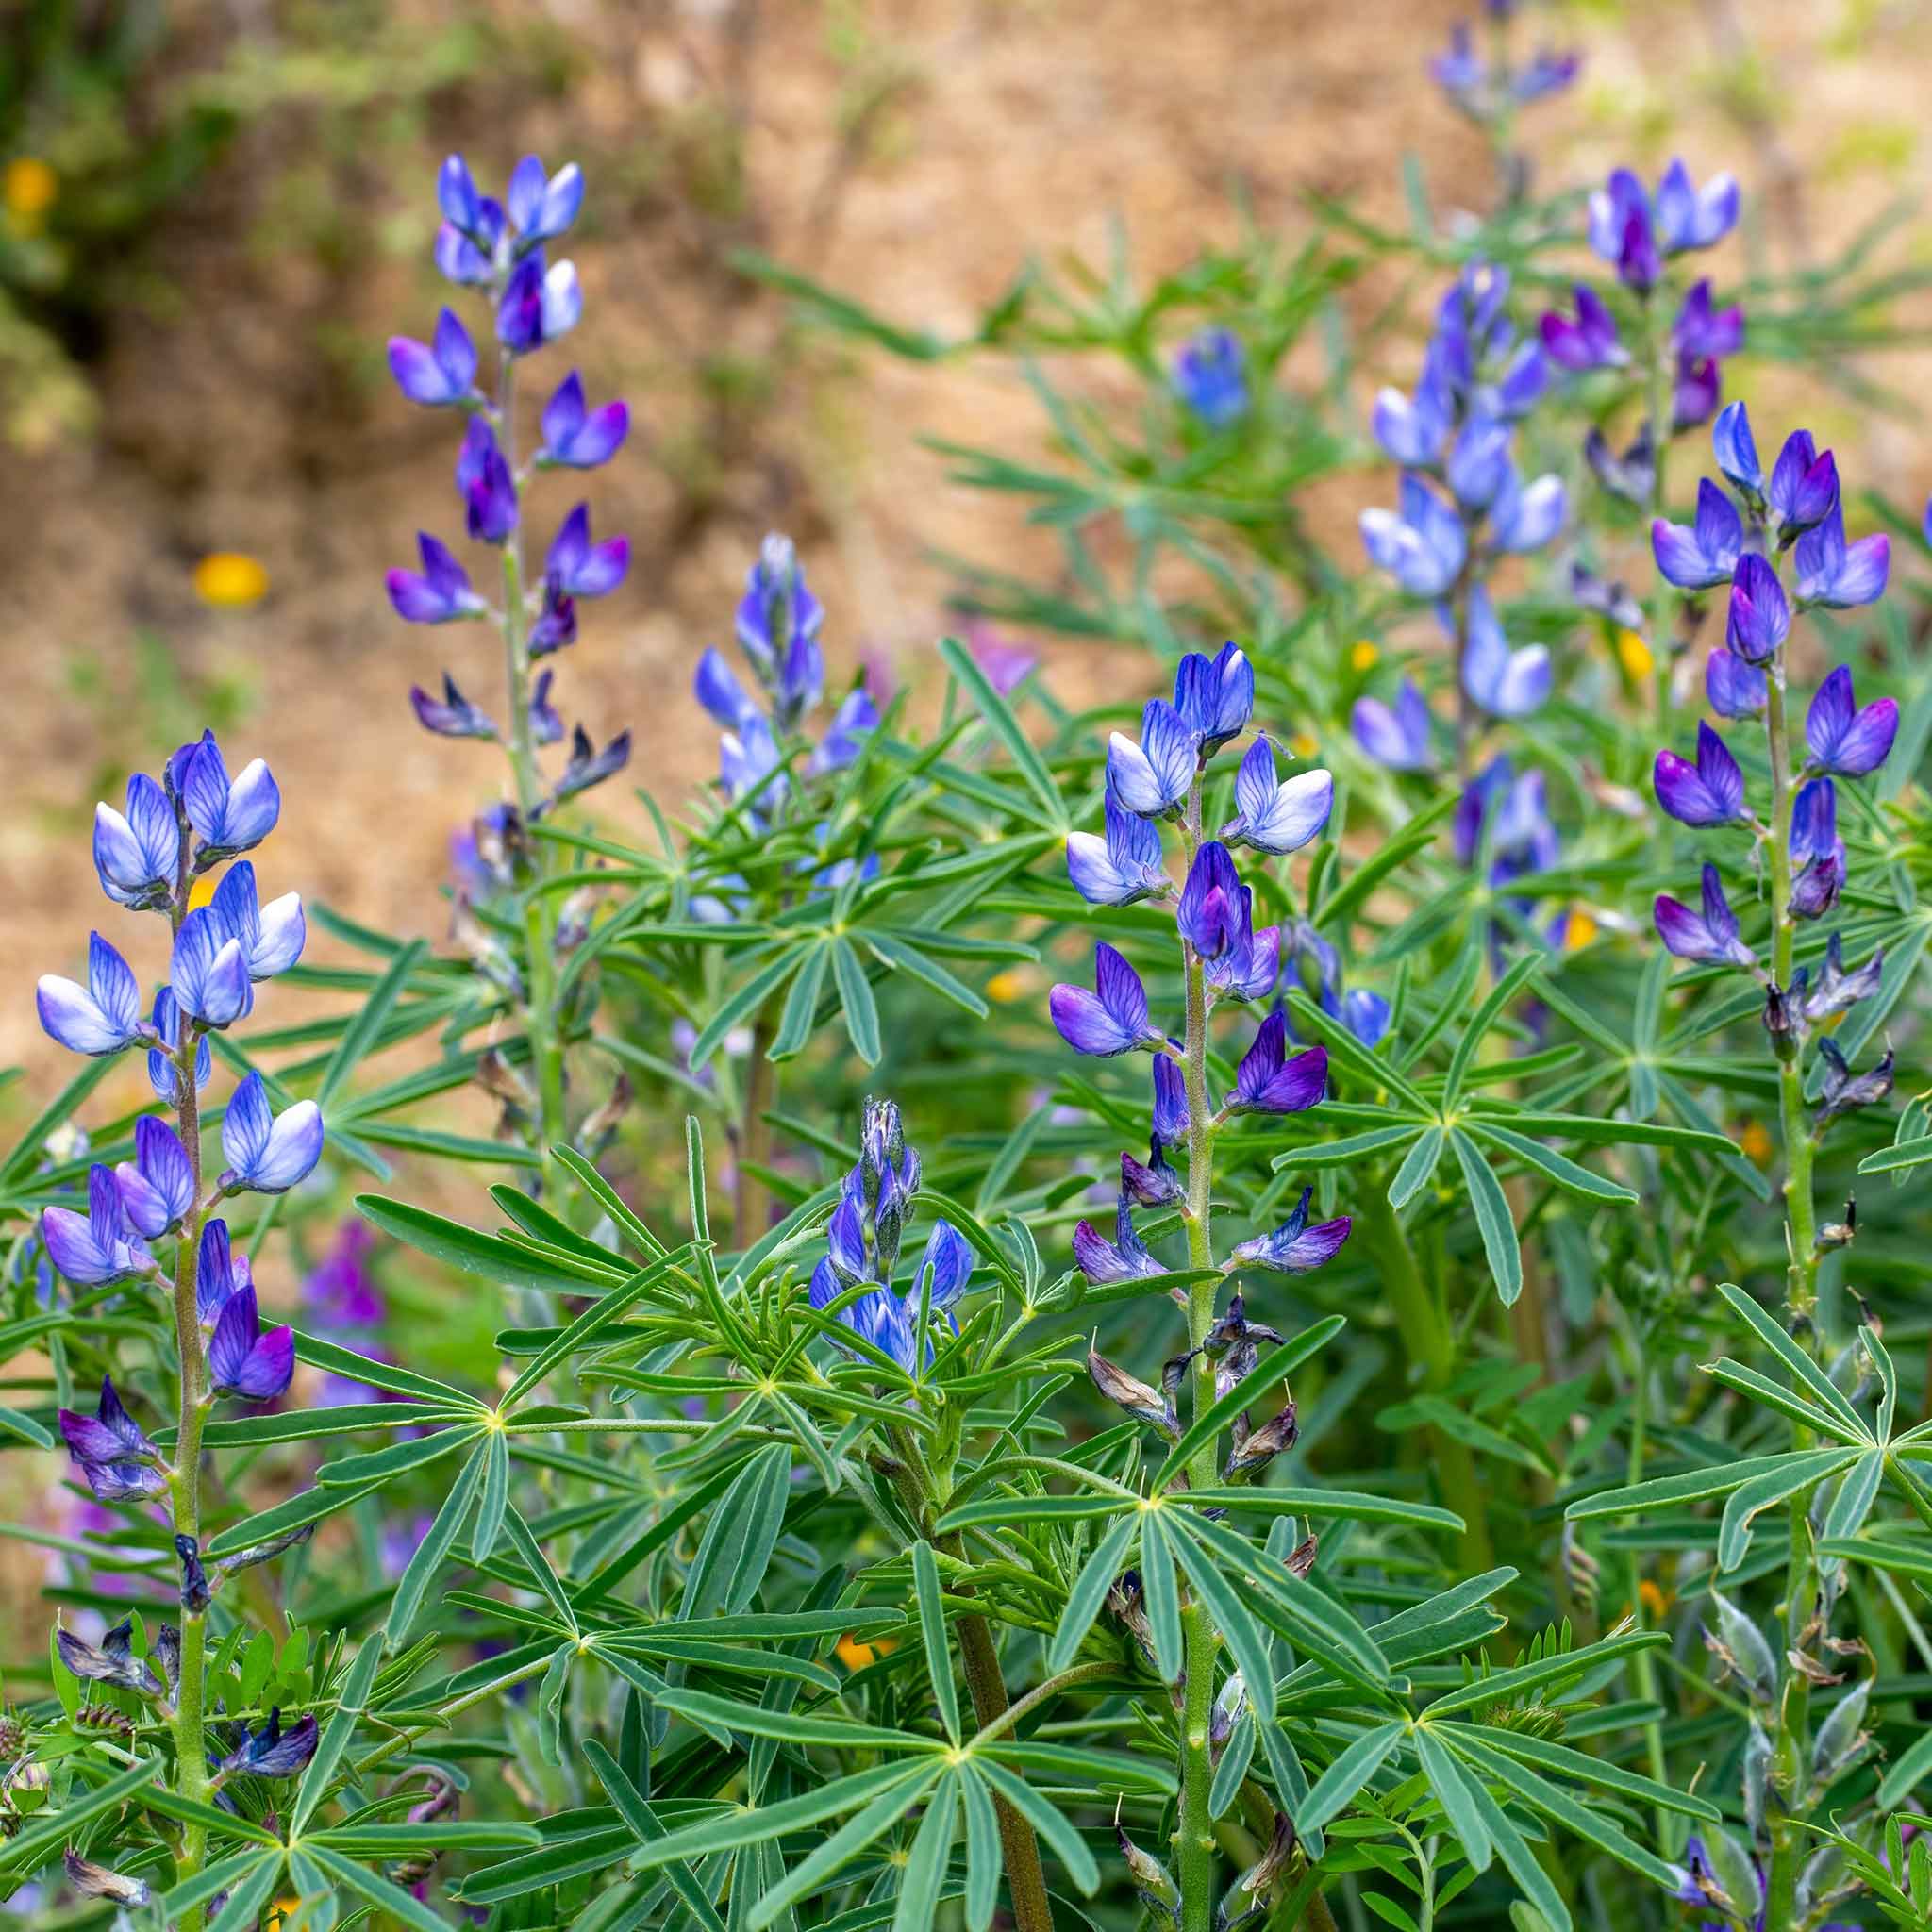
[
  {"xmin": 1642, "ymin": 291, "xmax": 1675, "ymax": 734},
  {"xmin": 1620, "ymin": 1320, "xmax": 1674, "ymax": 1852},
  {"xmin": 495, "ymin": 358, "xmax": 570, "ymax": 1209},
  {"xmin": 734, "ymin": 1005, "xmax": 779, "ymax": 1244},
  {"xmin": 1357, "ymin": 1193, "xmax": 1493, "ymax": 1574}
]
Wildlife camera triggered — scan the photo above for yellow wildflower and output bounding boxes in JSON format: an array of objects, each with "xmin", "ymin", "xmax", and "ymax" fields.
[
  {"xmin": 1349, "ymin": 640, "xmax": 1379, "ymax": 674},
  {"xmin": 1615, "ymin": 628, "xmax": 1654, "ymax": 680},
  {"xmin": 4, "ymin": 158, "xmax": 56, "ymax": 228},
  {"xmin": 194, "ymin": 552, "xmax": 269, "ymax": 608},
  {"xmin": 984, "ymin": 969, "xmax": 1025, "ymax": 1005}
]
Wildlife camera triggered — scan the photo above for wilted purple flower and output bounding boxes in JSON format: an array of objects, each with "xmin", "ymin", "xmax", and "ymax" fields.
[
  {"xmin": 1108, "ymin": 698, "xmax": 1196, "ymax": 817},
  {"xmin": 1706, "ymin": 648, "xmax": 1767, "ymax": 719},
  {"xmin": 1361, "ymin": 474, "xmax": 1467, "ymax": 596},
  {"xmin": 1584, "ymin": 424, "xmax": 1657, "ymax": 506},
  {"xmin": 38, "ymin": 933, "xmax": 143, "ymax": 1057},
  {"xmin": 114, "ymin": 1116, "xmax": 194, "ymax": 1240},
  {"xmin": 530, "ymin": 669, "xmax": 564, "ymax": 746},
  {"xmin": 963, "ymin": 621, "xmax": 1036, "ymax": 696},
  {"xmin": 1654, "ymin": 158, "xmax": 1740, "ymax": 252},
  {"xmin": 208, "ymin": 1282, "xmax": 294, "ymax": 1400},
  {"xmin": 1768, "ymin": 431, "xmax": 1839, "ymax": 545},
  {"xmin": 1513, "ymin": 48, "xmax": 1580, "ymax": 103},
  {"xmin": 58, "ymin": 1620, "xmax": 165, "ymax": 1694},
  {"xmin": 1540, "ymin": 287, "xmax": 1624, "ymax": 372},
  {"xmin": 1090, "ymin": 1348, "xmax": 1177, "ymax": 1436},
  {"xmin": 1121, "ymin": 1141, "xmax": 1182, "ymax": 1208},
  {"xmin": 147, "ymin": 987, "xmax": 211, "ymax": 1105},
  {"xmin": 1790, "ymin": 777, "xmax": 1846, "ymax": 875},
  {"xmin": 495, "ymin": 251, "xmax": 581, "ymax": 356},
  {"xmin": 1352, "ymin": 680, "xmax": 1433, "ymax": 772},
  {"xmin": 1654, "ymin": 722, "xmax": 1746, "ymax": 827},
  {"xmin": 172, "ymin": 907, "xmax": 252, "ymax": 1028},
  {"xmin": 527, "ymin": 579, "xmax": 577, "ymax": 658},
  {"xmin": 1673, "ymin": 281, "xmax": 1743, "ymax": 361},
  {"xmin": 1073, "ymin": 1193, "xmax": 1163, "ymax": 1285},
  {"xmin": 1068, "ymin": 793, "xmax": 1169, "ymax": 907},
  {"xmin": 1654, "ymin": 864, "xmax": 1756, "ymax": 968},
  {"xmin": 1807, "ymin": 665, "xmax": 1898, "ymax": 777},
  {"xmin": 1815, "ymin": 1038, "xmax": 1894, "ymax": 1128},
  {"xmin": 539, "ymin": 370, "xmax": 629, "ymax": 468},
  {"xmin": 220, "ymin": 1072, "xmax": 324, "ymax": 1195},
  {"xmin": 546, "ymin": 724, "xmax": 632, "ymax": 809},
  {"xmin": 1231, "ymin": 1187, "xmax": 1351, "ymax": 1274},
  {"xmin": 1172, "ymin": 327, "xmax": 1249, "ymax": 427},
  {"xmin": 505, "ymin": 155, "xmax": 584, "ymax": 251},
  {"xmin": 457, "ymin": 417, "xmax": 517, "ymax": 546},
  {"xmin": 58, "ymin": 1375, "xmax": 162, "ymax": 1503},
  {"xmin": 1713, "ymin": 400, "xmax": 1762, "ymax": 500},
  {"xmin": 387, "ymin": 532, "xmax": 486, "ymax": 625},
  {"xmin": 1458, "ymin": 583, "xmax": 1551, "ymax": 718},
  {"xmin": 1223, "ymin": 738, "xmax": 1333, "ymax": 854},
  {"xmin": 208, "ymin": 862, "xmax": 304, "ymax": 982},
  {"xmin": 62, "ymin": 1851, "xmax": 151, "ymax": 1909},
  {"xmin": 1372, "ymin": 358, "xmax": 1452, "ymax": 466},
  {"xmin": 1794, "ymin": 504, "xmax": 1890, "ymax": 609},
  {"xmin": 1653, "ymin": 478, "xmax": 1744, "ymax": 590},
  {"xmin": 1673, "ymin": 354, "xmax": 1721, "ymax": 433},
  {"xmin": 93, "ymin": 774, "xmax": 178, "ymax": 911},
  {"xmin": 1804, "ymin": 933, "xmax": 1884, "ymax": 1024},
  {"xmin": 387, "ymin": 308, "xmax": 477, "ymax": 408},
  {"xmin": 1725, "ymin": 554, "xmax": 1789, "ymax": 665},
  {"xmin": 42, "ymin": 1167, "xmax": 148, "ymax": 1288},
  {"xmin": 1050, "ymin": 944, "xmax": 1161, "ymax": 1058},
  {"xmin": 545, "ymin": 504, "xmax": 628, "ymax": 600},
  {"xmin": 411, "ymin": 672, "xmax": 497, "ymax": 741},
  {"xmin": 1173, "ymin": 642, "xmax": 1254, "ymax": 755},
  {"xmin": 1489, "ymin": 463, "xmax": 1566, "ymax": 553},
  {"xmin": 1227, "ymin": 1010, "xmax": 1327, "ymax": 1115},
  {"xmin": 217, "ymin": 1709, "xmax": 319, "ymax": 1781},
  {"xmin": 1570, "ymin": 563, "xmax": 1646, "ymax": 633}
]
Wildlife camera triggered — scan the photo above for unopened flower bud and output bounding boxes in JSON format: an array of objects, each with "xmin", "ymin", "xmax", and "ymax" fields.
[{"xmin": 1115, "ymin": 1820, "xmax": 1181, "ymax": 1924}]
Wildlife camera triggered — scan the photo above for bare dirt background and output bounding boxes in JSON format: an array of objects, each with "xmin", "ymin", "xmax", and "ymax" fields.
[{"xmin": 5, "ymin": 0, "xmax": 1932, "ymax": 1102}]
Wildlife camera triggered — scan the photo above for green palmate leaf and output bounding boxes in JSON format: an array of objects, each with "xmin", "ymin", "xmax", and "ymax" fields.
[
  {"xmin": 1414, "ymin": 1725, "xmax": 1493, "ymax": 1874},
  {"xmin": 1048, "ymin": 1512, "xmax": 1141, "ymax": 1673},
  {"xmin": 473, "ymin": 1429, "xmax": 511, "ymax": 1566},
  {"xmin": 938, "ymin": 1491, "xmax": 1128, "ymax": 1530},
  {"xmin": 1296, "ymin": 1721, "xmax": 1405, "ymax": 1837},
  {"xmin": 894, "ymin": 1770, "xmax": 959, "ymax": 1932},
  {"xmin": 747, "ymin": 1763, "xmax": 941, "ymax": 1931},
  {"xmin": 0, "ymin": 1054, "xmax": 115, "ymax": 1189},
  {"xmin": 1717, "ymin": 1447, "xmax": 1864, "ymax": 1571},
  {"xmin": 959, "ymin": 1764, "xmax": 1002, "ymax": 1932},
  {"xmin": 553, "ymin": 1144, "xmax": 671, "ymax": 1259},
  {"xmin": 205, "ymin": 1473, "xmax": 386, "ymax": 1558},
  {"xmin": 0, "ymin": 1757, "xmax": 161, "ymax": 1875},
  {"xmin": 1445, "ymin": 951, "xmax": 1542, "ymax": 1101},
  {"xmin": 1425, "ymin": 1628, "xmax": 1669, "ymax": 1718},
  {"xmin": 1387, "ymin": 1124, "xmax": 1445, "ymax": 1208},
  {"xmin": 1467, "ymin": 1123, "xmax": 1637, "ymax": 1205},
  {"xmin": 291, "ymin": 1331, "xmax": 482, "ymax": 1409},
  {"xmin": 158, "ymin": 1847, "xmax": 284, "ymax": 1924},
  {"xmin": 680, "ymin": 1442, "xmax": 791, "ymax": 1619},
  {"xmin": 387, "ymin": 1441, "xmax": 486, "ymax": 1644},
  {"xmin": 975, "ymin": 1758, "xmax": 1100, "ymax": 1893},
  {"xmin": 502, "ymin": 1244, "xmax": 695, "ymax": 1406},
  {"xmin": 771, "ymin": 940, "xmax": 833, "ymax": 1060},
  {"xmin": 356, "ymin": 1195, "xmax": 624, "ymax": 1295},
  {"xmin": 583, "ymin": 1739, "xmax": 728, "ymax": 1932},
  {"xmin": 1452, "ymin": 1753, "xmax": 1573, "ymax": 1932},
  {"xmin": 832, "ymin": 936, "xmax": 884, "ymax": 1065},
  {"xmin": 1453, "ymin": 1724, "xmax": 1719, "ymax": 1822},
  {"xmin": 1702, "ymin": 1357, "xmax": 1866, "ymax": 1443},
  {"xmin": 1474, "ymin": 1108, "xmax": 1740, "ymax": 1156},
  {"xmin": 320, "ymin": 1424, "xmax": 475, "ymax": 1487},
  {"xmin": 1154, "ymin": 1314, "xmax": 1346, "ymax": 1489},
  {"xmin": 1140, "ymin": 1510, "xmax": 1184, "ymax": 1682},
  {"xmin": 658, "ymin": 1687, "xmax": 931, "ymax": 1754},
  {"xmin": 204, "ymin": 1854, "xmax": 291, "ymax": 1932},
  {"xmin": 1170, "ymin": 1519, "xmax": 1278, "ymax": 1718},
  {"xmin": 307, "ymin": 1843, "xmax": 461, "ymax": 1932},
  {"xmin": 1284, "ymin": 1124, "xmax": 1424, "ymax": 1172},
  {"xmin": 1451, "ymin": 1130, "xmax": 1523, "ymax": 1307},
  {"xmin": 938, "ymin": 633, "xmax": 1065, "ymax": 826},
  {"xmin": 1182, "ymin": 1488, "xmax": 1463, "ymax": 1531},
  {"xmin": 911, "ymin": 1541, "xmax": 961, "ymax": 1742},
  {"xmin": 196, "ymin": 1400, "xmax": 462, "ymax": 1447},
  {"xmin": 1313, "ymin": 792, "xmax": 1456, "ymax": 931},
  {"xmin": 864, "ymin": 931, "xmax": 991, "ymax": 1018},
  {"xmin": 1714, "ymin": 1281, "xmax": 1873, "ymax": 1440},
  {"xmin": 1283, "ymin": 991, "xmax": 1432, "ymax": 1115},
  {"xmin": 1857, "ymin": 1133, "xmax": 1932, "ymax": 1175},
  {"xmin": 627, "ymin": 1761, "xmax": 930, "ymax": 1872},
  {"xmin": 1564, "ymin": 1450, "xmax": 1820, "ymax": 1522},
  {"xmin": 689, "ymin": 948, "xmax": 805, "ymax": 1072},
  {"xmin": 0, "ymin": 1407, "xmax": 51, "ymax": 1450}
]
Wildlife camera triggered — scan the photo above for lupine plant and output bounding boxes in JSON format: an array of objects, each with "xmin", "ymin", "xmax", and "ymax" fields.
[{"xmin": 14, "ymin": 16, "xmax": 1932, "ymax": 1932}]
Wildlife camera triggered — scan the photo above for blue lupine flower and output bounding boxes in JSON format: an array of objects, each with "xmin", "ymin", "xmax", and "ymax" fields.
[
  {"xmin": 1712, "ymin": 400, "xmax": 1762, "ymax": 500},
  {"xmin": 1457, "ymin": 583, "xmax": 1550, "ymax": 719},
  {"xmin": 387, "ymin": 532, "xmax": 486, "ymax": 625},
  {"xmin": 527, "ymin": 579, "xmax": 577, "ymax": 657},
  {"xmin": 505, "ymin": 156, "xmax": 584, "ymax": 251},
  {"xmin": 1672, "ymin": 281, "xmax": 1743, "ymax": 361},
  {"xmin": 1352, "ymin": 679, "xmax": 1432, "ymax": 772},
  {"xmin": 208, "ymin": 1282, "xmax": 294, "ymax": 1400},
  {"xmin": 208, "ymin": 862, "xmax": 305, "ymax": 982},
  {"xmin": 1108, "ymin": 698, "xmax": 1196, "ymax": 816},
  {"xmin": 1654, "ymin": 158, "xmax": 1740, "ymax": 252},
  {"xmin": 1446, "ymin": 416, "xmax": 1512, "ymax": 512},
  {"xmin": 147, "ymin": 987, "xmax": 211, "ymax": 1105},
  {"xmin": 539, "ymin": 371, "xmax": 629, "ymax": 468},
  {"xmin": 1177, "ymin": 842, "xmax": 1279, "ymax": 1001},
  {"xmin": 1121, "ymin": 1143, "xmax": 1182, "ymax": 1210},
  {"xmin": 1653, "ymin": 478, "xmax": 1745, "ymax": 590},
  {"xmin": 1454, "ymin": 756, "xmax": 1557, "ymax": 880},
  {"xmin": 1284, "ymin": 922, "xmax": 1391, "ymax": 1049},
  {"xmin": 1706, "ymin": 648, "xmax": 1767, "ymax": 719},
  {"xmin": 1654, "ymin": 721, "xmax": 1746, "ymax": 827},
  {"xmin": 1222, "ymin": 737, "xmax": 1333, "ymax": 854},
  {"xmin": 1360, "ymin": 474, "xmax": 1467, "ymax": 596},
  {"xmin": 57, "ymin": 1376, "xmax": 164, "ymax": 1504},
  {"xmin": 1073, "ymin": 1192, "xmax": 1163, "ymax": 1285},
  {"xmin": 1785, "ymin": 780, "xmax": 1846, "ymax": 880},
  {"xmin": 496, "ymin": 251, "xmax": 581, "ymax": 355},
  {"xmin": 411, "ymin": 672, "xmax": 498, "ymax": 740},
  {"xmin": 1512, "ymin": 48, "xmax": 1580, "ymax": 103},
  {"xmin": 1429, "ymin": 23, "xmax": 1577, "ymax": 116},
  {"xmin": 545, "ymin": 504, "xmax": 629, "ymax": 600},
  {"xmin": 197, "ymin": 1218, "xmax": 253, "ymax": 1324},
  {"xmin": 1807, "ymin": 665, "xmax": 1897, "ymax": 777},
  {"xmin": 220, "ymin": 1072, "xmax": 324, "ymax": 1195},
  {"xmin": 1654, "ymin": 863, "xmax": 1755, "ymax": 968},
  {"xmin": 806, "ymin": 687, "xmax": 879, "ymax": 777},
  {"xmin": 1171, "ymin": 327, "xmax": 1249, "ymax": 427},
  {"xmin": 38, "ymin": 933, "xmax": 143, "ymax": 1057},
  {"xmin": 1173, "ymin": 642, "xmax": 1254, "ymax": 755},
  {"xmin": 114, "ymin": 1116, "xmax": 194, "ymax": 1240},
  {"xmin": 216, "ymin": 1710, "xmax": 319, "ymax": 1781},
  {"xmin": 530, "ymin": 669, "xmax": 564, "ymax": 746},
  {"xmin": 42, "ymin": 1167, "xmax": 148, "ymax": 1287},
  {"xmin": 1489, "ymin": 463, "xmax": 1566, "ymax": 552},
  {"xmin": 1539, "ymin": 286, "xmax": 1624, "ymax": 372},
  {"xmin": 1068, "ymin": 792, "xmax": 1169, "ymax": 907},
  {"xmin": 1584, "ymin": 424, "xmax": 1656, "ymax": 505},
  {"xmin": 720, "ymin": 716, "xmax": 785, "ymax": 824},
  {"xmin": 1587, "ymin": 168, "xmax": 1662, "ymax": 291},
  {"xmin": 1372, "ymin": 356, "xmax": 1453, "ymax": 465},
  {"xmin": 1227, "ymin": 1010, "xmax": 1327, "ymax": 1115},
  {"xmin": 93, "ymin": 774, "xmax": 178, "ymax": 910},
  {"xmin": 1673, "ymin": 353, "xmax": 1720, "ymax": 433},
  {"xmin": 694, "ymin": 648, "xmax": 759, "ymax": 732},
  {"xmin": 177, "ymin": 733, "xmax": 280, "ymax": 863},
  {"xmin": 738, "ymin": 534, "xmax": 823, "ymax": 679},
  {"xmin": 438, "ymin": 154, "xmax": 491, "ymax": 241},
  {"xmin": 1328, "ymin": 984, "xmax": 1392, "ymax": 1048},
  {"xmin": 1794, "ymin": 504, "xmax": 1890, "ymax": 609},
  {"xmin": 546, "ymin": 725, "xmax": 633, "ymax": 809},
  {"xmin": 1725, "ymin": 554, "xmax": 1789, "ymax": 664},
  {"xmin": 1050, "ymin": 943, "xmax": 1161, "ymax": 1058},
  {"xmin": 1768, "ymin": 430, "xmax": 1839, "ymax": 544},
  {"xmin": 172, "ymin": 908, "xmax": 253, "ymax": 1028},
  {"xmin": 1789, "ymin": 856, "xmax": 1841, "ymax": 921},
  {"xmin": 1152, "ymin": 1054, "xmax": 1189, "ymax": 1145},
  {"xmin": 387, "ymin": 308, "xmax": 478, "ymax": 407},
  {"xmin": 1231, "ymin": 1187, "xmax": 1351, "ymax": 1274},
  {"xmin": 457, "ymin": 417, "xmax": 518, "ymax": 546},
  {"xmin": 1570, "ymin": 563, "xmax": 1646, "ymax": 633}
]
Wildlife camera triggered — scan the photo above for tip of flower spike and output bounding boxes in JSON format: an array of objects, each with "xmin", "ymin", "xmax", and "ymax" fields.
[{"xmin": 193, "ymin": 553, "xmax": 269, "ymax": 609}]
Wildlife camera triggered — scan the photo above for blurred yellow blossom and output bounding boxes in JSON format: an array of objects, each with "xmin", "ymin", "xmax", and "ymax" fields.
[
  {"xmin": 1560, "ymin": 909, "xmax": 1597, "ymax": 952},
  {"xmin": 1349, "ymin": 640, "xmax": 1379, "ymax": 673},
  {"xmin": 1740, "ymin": 1120, "xmax": 1774, "ymax": 1164},
  {"xmin": 194, "ymin": 552, "xmax": 270, "ymax": 608},
  {"xmin": 1615, "ymin": 629, "xmax": 1653, "ymax": 680},
  {"xmin": 984, "ymin": 969, "xmax": 1026, "ymax": 1004},
  {"xmin": 4, "ymin": 157, "xmax": 56, "ymax": 229},
  {"xmin": 1289, "ymin": 730, "xmax": 1318, "ymax": 759}
]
